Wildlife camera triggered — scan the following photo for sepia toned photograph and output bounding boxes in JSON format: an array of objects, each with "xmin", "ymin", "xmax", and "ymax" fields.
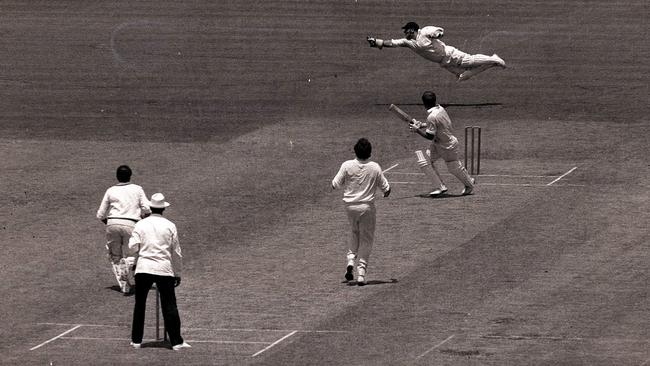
[{"xmin": 1, "ymin": 1, "xmax": 648, "ymax": 365}]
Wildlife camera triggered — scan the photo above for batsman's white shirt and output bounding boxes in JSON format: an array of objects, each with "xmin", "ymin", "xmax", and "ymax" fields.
[
  {"xmin": 332, "ymin": 159, "xmax": 390, "ymax": 203},
  {"xmin": 97, "ymin": 183, "xmax": 151, "ymax": 222},
  {"xmin": 425, "ymin": 105, "xmax": 458, "ymax": 150},
  {"xmin": 128, "ymin": 214, "xmax": 182, "ymax": 277}
]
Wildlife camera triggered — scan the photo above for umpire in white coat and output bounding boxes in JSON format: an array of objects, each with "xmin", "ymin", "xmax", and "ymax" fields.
[{"xmin": 128, "ymin": 193, "xmax": 190, "ymax": 351}]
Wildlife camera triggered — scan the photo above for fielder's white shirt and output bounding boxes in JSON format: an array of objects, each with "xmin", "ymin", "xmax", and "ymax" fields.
[
  {"xmin": 391, "ymin": 26, "xmax": 467, "ymax": 67},
  {"xmin": 128, "ymin": 214, "xmax": 182, "ymax": 277},
  {"xmin": 96, "ymin": 183, "xmax": 151, "ymax": 221},
  {"xmin": 391, "ymin": 26, "xmax": 448, "ymax": 63},
  {"xmin": 425, "ymin": 105, "xmax": 458, "ymax": 150},
  {"xmin": 332, "ymin": 159, "xmax": 390, "ymax": 203}
]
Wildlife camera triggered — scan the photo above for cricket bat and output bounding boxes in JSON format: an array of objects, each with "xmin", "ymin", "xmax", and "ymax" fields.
[{"xmin": 388, "ymin": 104, "xmax": 416, "ymax": 125}]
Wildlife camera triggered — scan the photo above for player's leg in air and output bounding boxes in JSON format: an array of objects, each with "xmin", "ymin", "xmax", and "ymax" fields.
[{"xmin": 457, "ymin": 53, "xmax": 506, "ymax": 81}]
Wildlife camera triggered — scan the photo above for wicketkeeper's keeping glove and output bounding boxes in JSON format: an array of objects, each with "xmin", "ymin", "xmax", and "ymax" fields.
[{"xmin": 366, "ymin": 36, "xmax": 384, "ymax": 49}]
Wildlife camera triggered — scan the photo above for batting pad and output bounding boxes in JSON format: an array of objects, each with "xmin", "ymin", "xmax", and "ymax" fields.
[{"xmin": 415, "ymin": 150, "xmax": 444, "ymax": 187}]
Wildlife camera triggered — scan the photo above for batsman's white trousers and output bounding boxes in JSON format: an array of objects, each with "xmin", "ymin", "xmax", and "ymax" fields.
[
  {"xmin": 345, "ymin": 202, "xmax": 376, "ymax": 270},
  {"xmin": 429, "ymin": 141, "xmax": 474, "ymax": 187}
]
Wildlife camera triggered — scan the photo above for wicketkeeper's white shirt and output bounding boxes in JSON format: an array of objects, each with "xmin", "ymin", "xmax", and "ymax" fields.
[{"xmin": 128, "ymin": 214, "xmax": 182, "ymax": 277}]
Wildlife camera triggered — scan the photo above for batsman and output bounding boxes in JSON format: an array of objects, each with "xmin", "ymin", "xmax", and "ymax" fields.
[{"xmin": 409, "ymin": 91, "xmax": 475, "ymax": 196}]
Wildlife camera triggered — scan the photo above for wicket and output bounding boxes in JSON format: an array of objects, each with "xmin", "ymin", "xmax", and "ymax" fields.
[
  {"xmin": 155, "ymin": 287, "xmax": 167, "ymax": 342},
  {"xmin": 464, "ymin": 126, "xmax": 482, "ymax": 175}
]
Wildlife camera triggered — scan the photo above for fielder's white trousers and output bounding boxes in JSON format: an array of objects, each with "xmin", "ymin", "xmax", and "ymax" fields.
[
  {"xmin": 105, "ymin": 219, "xmax": 136, "ymax": 293},
  {"xmin": 345, "ymin": 202, "xmax": 376, "ymax": 277}
]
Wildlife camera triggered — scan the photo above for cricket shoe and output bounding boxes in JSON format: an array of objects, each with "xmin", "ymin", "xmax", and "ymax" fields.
[
  {"xmin": 357, "ymin": 276, "xmax": 367, "ymax": 286},
  {"xmin": 130, "ymin": 342, "xmax": 141, "ymax": 349},
  {"xmin": 462, "ymin": 178, "xmax": 476, "ymax": 195},
  {"xmin": 429, "ymin": 185, "xmax": 448, "ymax": 197},
  {"xmin": 345, "ymin": 265, "xmax": 354, "ymax": 281},
  {"xmin": 458, "ymin": 64, "xmax": 492, "ymax": 81},
  {"xmin": 492, "ymin": 54, "xmax": 506, "ymax": 68},
  {"xmin": 172, "ymin": 342, "xmax": 192, "ymax": 351}
]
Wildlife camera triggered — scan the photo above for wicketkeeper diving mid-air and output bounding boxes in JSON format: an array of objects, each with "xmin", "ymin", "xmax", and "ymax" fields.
[{"xmin": 367, "ymin": 22, "xmax": 506, "ymax": 81}]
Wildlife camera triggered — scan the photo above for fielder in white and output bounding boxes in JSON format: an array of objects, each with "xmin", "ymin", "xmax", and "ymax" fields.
[
  {"xmin": 96, "ymin": 165, "xmax": 151, "ymax": 295},
  {"xmin": 367, "ymin": 22, "xmax": 506, "ymax": 81},
  {"xmin": 410, "ymin": 91, "xmax": 475, "ymax": 196},
  {"xmin": 332, "ymin": 138, "xmax": 391, "ymax": 286}
]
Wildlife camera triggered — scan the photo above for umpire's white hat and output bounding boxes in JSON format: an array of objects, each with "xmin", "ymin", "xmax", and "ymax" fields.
[{"xmin": 149, "ymin": 193, "xmax": 171, "ymax": 208}]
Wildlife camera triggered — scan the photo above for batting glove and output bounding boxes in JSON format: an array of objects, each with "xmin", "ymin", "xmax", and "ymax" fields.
[{"xmin": 409, "ymin": 120, "xmax": 424, "ymax": 132}]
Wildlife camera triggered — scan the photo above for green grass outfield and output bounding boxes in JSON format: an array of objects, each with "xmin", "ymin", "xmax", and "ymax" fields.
[{"xmin": 1, "ymin": 1, "xmax": 648, "ymax": 365}]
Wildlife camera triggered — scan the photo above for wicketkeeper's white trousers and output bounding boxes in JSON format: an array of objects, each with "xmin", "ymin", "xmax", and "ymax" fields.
[{"xmin": 345, "ymin": 202, "xmax": 376, "ymax": 277}]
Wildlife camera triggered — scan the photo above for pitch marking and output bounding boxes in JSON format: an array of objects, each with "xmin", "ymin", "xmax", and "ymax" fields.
[
  {"xmin": 415, "ymin": 334, "xmax": 455, "ymax": 359},
  {"xmin": 384, "ymin": 163, "xmax": 399, "ymax": 173},
  {"xmin": 61, "ymin": 336, "xmax": 269, "ymax": 345},
  {"xmin": 547, "ymin": 167, "xmax": 577, "ymax": 186},
  {"xmin": 387, "ymin": 172, "xmax": 571, "ymax": 178},
  {"xmin": 252, "ymin": 330, "xmax": 298, "ymax": 357},
  {"xmin": 389, "ymin": 182, "xmax": 585, "ymax": 187},
  {"xmin": 30, "ymin": 325, "xmax": 82, "ymax": 351},
  {"xmin": 37, "ymin": 323, "xmax": 349, "ymax": 333}
]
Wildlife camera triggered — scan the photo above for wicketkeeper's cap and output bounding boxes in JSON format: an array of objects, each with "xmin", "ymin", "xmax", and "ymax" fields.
[
  {"xmin": 401, "ymin": 21, "xmax": 420, "ymax": 31},
  {"xmin": 149, "ymin": 193, "xmax": 170, "ymax": 208}
]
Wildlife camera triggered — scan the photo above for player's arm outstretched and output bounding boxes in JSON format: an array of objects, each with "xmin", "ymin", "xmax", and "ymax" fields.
[
  {"xmin": 367, "ymin": 25, "xmax": 443, "ymax": 49},
  {"xmin": 366, "ymin": 36, "xmax": 397, "ymax": 49}
]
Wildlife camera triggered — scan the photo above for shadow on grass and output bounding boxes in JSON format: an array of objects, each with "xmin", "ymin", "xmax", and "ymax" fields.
[
  {"xmin": 415, "ymin": 193, "xmax": 469, "ymax": 199},
  {"xmin": 106, "ymin": 285, "xmax": 122, "ymax": 293},
  {"xmin": 106, "ymin": 285, "xmax": 135, "ymax": 296},
  {"xmin": 141, "ymin": 340, "xmax": 171, "ymax": 349},
  {"xmin": 389, "ymin": 193, "xmax": 470, "ymax": 200},
  {"xmin": 344, "ymin": 279, "xmax": 398, "ymax": 286}
]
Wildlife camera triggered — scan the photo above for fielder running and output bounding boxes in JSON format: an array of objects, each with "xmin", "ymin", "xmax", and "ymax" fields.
[
  {"xmin": 332, "ymin": 138, "xmax": 391, "ymax": 286},
  {"xmin": 367, "ymin": 22, "xmax": 506, "ymax": 81},
  {"xmin": 96, "ymin": 165, "xmax": 151, "ymax": 295},
  {"xmin": 410, "ymin": 91, "xmax": 475, "ymax": 196}
]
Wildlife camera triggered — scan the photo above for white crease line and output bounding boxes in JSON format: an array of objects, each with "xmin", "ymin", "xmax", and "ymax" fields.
[
  {"xmin": 384, "ymin": 163, "xmax": 399, "ymax": 173},
  {"xmin": 37, "ymin": 323, "xmax": 350, "ymax": 333},
  {"xmin": 640, "ymin": 358, "xmax": 650, "ymax": 366},
  {"xmin": 389, "ymin": 182, "xmax": 585, "ymax": 187},
  {"xmin": 416, "ymin": 334, "xmax": 455, "ymax": 360},
  {"xmin": 481, "ymin": 335, "xmax": 585, "ymax": 341},
  {"xmin": 386, "ymin": 172, "xmax": 423, "ymax": 175},
  {"xmin": 547, "ymin": 166, "xmax": 577, "ymax": 186},
  {"xmin": 30, "ymin": 325, "xmax": 82, "ymax": 351},
  {"xmin": 387, "ymin": 172, "xmax": 557, "ymax": 178},
  {"xmin": 252, "ymin": 330, "xmax": 297, "ymax": 357},
  {"xmin": 61, "ymin": 336, "xmax": 269, "ymax": 344},
  {"xmin": 479, "ymin": 183, "xmax": 585, "ymax": 187}
]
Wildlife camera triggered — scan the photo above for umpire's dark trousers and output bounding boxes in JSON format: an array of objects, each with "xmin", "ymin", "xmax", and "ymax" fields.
[{"xmin": 131, "ymin": 273, "xmax": 184, "ymax": 346}]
